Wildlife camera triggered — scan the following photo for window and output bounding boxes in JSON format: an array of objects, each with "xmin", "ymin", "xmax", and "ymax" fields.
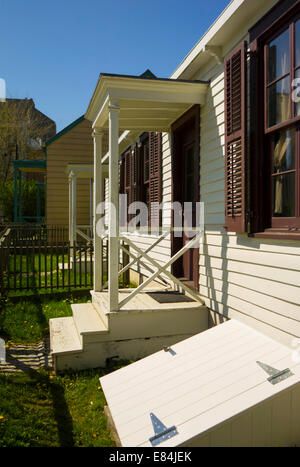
[
  {"xmin": 227, "ymin": 0, "xmax": 300, "ymax": 239},
  {"xmin": 264, "ymin": 15, "xmax": 300, "ymax": 228}
]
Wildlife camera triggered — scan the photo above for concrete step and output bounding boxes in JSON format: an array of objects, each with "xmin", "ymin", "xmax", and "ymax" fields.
[
  {"xmin": 50, "ymin": 317, "xmax": 82, "ymax": 356},
  {"xmin": 71, "ymin": 303, "xmax": 109, "ymax": 344}
]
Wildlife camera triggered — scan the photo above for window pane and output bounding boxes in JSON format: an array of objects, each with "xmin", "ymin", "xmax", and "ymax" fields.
[
  {"xmin": 272, "ymin": 127, "xmax": 295, "ymax": 173},
  {"xmin": 268, "ymin": 76, "xmax": 290, "ymax": 126},
  {"xmin": 273, "ymin": 172, "xmax": 295, "ymax": 217},
  {"xmin": 268, "ymin": 28, "xmax": 290, "ymax": 83},
  {"xmin": 296, "ymin": 20, "xmax": 300, "ymax": 68},
  {"xmin": 295, "ymin": 68, "xmax": 300, "ymax": 116}
]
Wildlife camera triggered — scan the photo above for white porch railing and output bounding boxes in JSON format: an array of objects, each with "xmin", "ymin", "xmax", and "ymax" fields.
[
  {"xmin": 101, "ymin": 227, "xmax": 204, "ymax": 309},
  {"xmin": 102, "ymin": 230, "xmax": 171, "ymax": 290},
  {"xmin": 76, "ymin": 225, "xmax": 93, "ymax": 243}
]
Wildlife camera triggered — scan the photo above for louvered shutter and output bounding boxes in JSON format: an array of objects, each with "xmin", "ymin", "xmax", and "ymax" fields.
[
  {"xmin": 120, "ymin": 153, "xmax": 125, "ymax": 194},
  {"xmin": 131, "ymin": 145, "xmax": 138, "ymax": 207},
  {"xmin": 149, "ymin": 132, "xmax": 162, "ymax": 228},
  {"xmin": 124, "ymin": 149, "xmax": 132, "ymax": 208},
  {"xmin": 224, "ymin": 41, "xmax": 247, "ymax": 233}
]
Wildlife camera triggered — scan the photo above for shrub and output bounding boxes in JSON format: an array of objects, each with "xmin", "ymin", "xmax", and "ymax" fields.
[{"xmin": 0, "ymin": 180, "xmax": 45, "ymax": 222}]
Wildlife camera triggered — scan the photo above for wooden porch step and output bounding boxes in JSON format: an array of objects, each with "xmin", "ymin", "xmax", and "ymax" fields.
[
  {"xmin": 71, "ymin": 303, "xmax": 108, "ymax": 342},
  {"xmin": 50, "ymin": 317, "xmax": 82, "ymax": 356}
]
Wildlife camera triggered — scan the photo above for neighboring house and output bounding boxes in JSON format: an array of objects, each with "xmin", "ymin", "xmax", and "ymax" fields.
[
  {"xmin": 50, "ymin": 0, "xmax": 300, "ymax": 446},
  {"xmin": 45, "ymin": 116, "xmax": 97, "ymax": 230}
]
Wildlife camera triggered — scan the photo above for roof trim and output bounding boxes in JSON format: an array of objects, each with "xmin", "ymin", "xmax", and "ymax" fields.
[
  {"xmin": 170, "ymin": 0, "xmax": 278, "ymax": 79},
  {"xmin": 45, "ymin": 115, "xmax": 85, "ymax": 147},
  {"xmin": 98, "ymin": 72, "xmax": 207, "ymax": 84}
]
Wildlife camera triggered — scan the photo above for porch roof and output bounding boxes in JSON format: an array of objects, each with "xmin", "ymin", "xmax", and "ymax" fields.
[
  {"xmin": 85, "ymin": 72, "xmax": 209, "ymax": 133},
  {"xmin": 12, "ymin": 159, "xmax": 46, "ymax": 173}
]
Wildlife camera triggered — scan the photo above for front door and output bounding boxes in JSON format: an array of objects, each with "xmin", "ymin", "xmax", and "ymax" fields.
[
  {"xmin": 182, "ymin": 142, "xmax": 197, "ymax": 280},
  {"xmin": 171, "ymin": 106, "xmax": 200, "ymax": 290}
]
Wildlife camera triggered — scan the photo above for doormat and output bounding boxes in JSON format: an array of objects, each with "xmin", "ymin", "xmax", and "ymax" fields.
[{"xmin": 147, "ymin": 292, "xmax": 196, "ymax": 304}]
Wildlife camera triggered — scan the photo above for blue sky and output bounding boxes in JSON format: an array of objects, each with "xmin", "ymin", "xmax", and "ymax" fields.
[{"xmin": 1, "ymin": 0, "xmax": 229, "ymax": 131}]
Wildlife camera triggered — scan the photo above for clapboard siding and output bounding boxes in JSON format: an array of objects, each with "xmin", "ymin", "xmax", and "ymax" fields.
[
  {"xmin": 46, "ymin": 119, "xmax": 94, "ymax": 227},
  {"xmin": 188, "ymin": 27, "xmax": 300, "ymax": 345},
  {"xmin": 92, "ymin": 3, "xmax": 300, "ymax": 346}
]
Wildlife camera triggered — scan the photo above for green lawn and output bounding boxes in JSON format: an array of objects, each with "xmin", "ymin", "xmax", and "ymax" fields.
[
  {"xmin": 0, "ymin": 283, "xmax": 136, "ymax": 447},
  {"xmin": 3, "ymin": 252, "xmax": 133, "ymax": 295},
  {"xmin": 0, "ymin": 293, "xmax": 92, "ymax": 344},
  {"xmin": 4, "ymin": 252, "xmax": 93, "ymax": 292},
  {"xmin": 0, "ymin": 367, "xmax": 124, "ymax": 447}
]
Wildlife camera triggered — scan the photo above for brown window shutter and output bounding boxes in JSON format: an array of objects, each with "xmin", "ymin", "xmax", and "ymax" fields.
[
  {"xmin": 120, "ymin": 153, "xmax": 125, "ymax": 194},
  {"xmin": 149, "ymin": 132, "xmax": 162, "ymax": 227},
  {"xmin": 131, "ymin": 145, "xmax": 138, "ymax": 206},
  {"xmin": 224, "ymin": 41, "xmax": 247, "ymax": 233},
  {"xmin": 124, "ymin": 149, "xmax": 132, "ymax": 206}
]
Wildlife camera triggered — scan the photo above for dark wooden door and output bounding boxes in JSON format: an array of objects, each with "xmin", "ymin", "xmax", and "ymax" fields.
[
  {"xmin": 182, "ymin": 142, "xmax": 197, "ymax": 280},
  {"xmin": 171, "ymin": 105, "xmax": 200, "ymax": 290}
]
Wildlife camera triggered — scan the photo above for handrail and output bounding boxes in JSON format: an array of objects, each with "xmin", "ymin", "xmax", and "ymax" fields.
[
  {"xmin": 118, "ymin": 230, "xmax": 203, "ymax": 309},
  {"xmin": 76, "ymin": 228, "xmax": 92, "ymax": 243},
  {"xmin": 76, "ymin": 225, "xmax": 93, "ymax": 243},
  {"xmin": 0, "ymin": 227, "xmax": 11, "ymax": 246}
]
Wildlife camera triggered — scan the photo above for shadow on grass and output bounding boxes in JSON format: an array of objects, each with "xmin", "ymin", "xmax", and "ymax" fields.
[{"xmin": 5, "ymin": 353, "xmax": 74, "ymax": 447}]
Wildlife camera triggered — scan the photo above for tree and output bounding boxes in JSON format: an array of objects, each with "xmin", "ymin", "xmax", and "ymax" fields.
[
  {"xmin": 0, "ymin": 179, "xmax": 45, "ymax": 222},
  {"xmin": 0, "ymin": 99, "xmax": 56, "ymax": 183}
]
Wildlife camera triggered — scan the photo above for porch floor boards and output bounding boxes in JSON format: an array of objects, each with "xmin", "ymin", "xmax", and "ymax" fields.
[{"xmin": 92, "ymin": 289, "xmax": 204, "ymax": 313}]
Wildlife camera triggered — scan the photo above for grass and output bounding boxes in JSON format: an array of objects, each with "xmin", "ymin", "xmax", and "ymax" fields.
[
  {"xmin": 4, "ymin": 252, "xmax": 93, "ymax": 293},
  {"xmin": 0, "ymin": 293, "xmax": 90, "ymax": 344},
  {"xmin": 0, "ymin": 365, "xmax": 128, "ymax": 447},
  {"xmin": 0, "ymin": 274, "xmax": 137, "ymax": 447},
  {"xmin": 3, "ymin": 252, "xmax": 135, "ymax": 296}
]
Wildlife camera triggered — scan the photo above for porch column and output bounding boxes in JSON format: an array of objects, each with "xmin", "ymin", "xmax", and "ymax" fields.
[
  {"xmin": 93, "ymin": 129, "xmax": 104, "ymax": 292},
  {"xmin": 108, "ymin": 100, "xmax": 120, "ymax": 312},
  {"xmin": 68, "ymin": 175, "xmax": 72, "ymax": 243},
  {"xmin": 18, "ymin": 170, "xmax": 22, "ymax": 222},
  {"xmin": 14, "ymin": 167, "xmax": 18, "ymax": 223},
  {"xmin": 90, "ymin": 177, "xmax": 94, "ymax": 239},
  {"xmin": 69, "ymin": 171, "xmax": 77, "ymax": 247}
]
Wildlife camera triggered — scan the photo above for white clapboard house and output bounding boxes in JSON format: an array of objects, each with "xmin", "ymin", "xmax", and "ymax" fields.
[{"xmin": 50, "ymin": 0, "xmax": 300, "ymax": 446}]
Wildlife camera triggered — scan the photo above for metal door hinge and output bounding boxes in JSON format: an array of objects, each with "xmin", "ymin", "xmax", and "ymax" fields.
[
  {"xmin": 257, "ymin": 361, "xmax": 294, "ymax": 385},
  {"xmin": 149, "ymin": 413, "xmax": 178, "ymax": 446}
]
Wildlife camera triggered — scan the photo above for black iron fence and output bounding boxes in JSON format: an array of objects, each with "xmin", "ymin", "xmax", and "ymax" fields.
[{"xmin": 0, "ymin": 225, "xmax": 102, "ymax": 293}]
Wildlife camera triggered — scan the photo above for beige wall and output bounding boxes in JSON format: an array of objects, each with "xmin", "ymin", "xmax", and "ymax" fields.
[{"xmin": 46, "ymin": 119, "xmax": 94, "ymax": 227}]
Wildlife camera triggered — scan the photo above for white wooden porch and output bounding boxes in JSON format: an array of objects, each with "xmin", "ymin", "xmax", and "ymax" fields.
[{"xmin": 50, "ymin": 72, "xmax": 209, "ymax": 371}]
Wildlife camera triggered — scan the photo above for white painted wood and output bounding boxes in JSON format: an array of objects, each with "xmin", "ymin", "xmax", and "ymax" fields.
[
  {"xmin": 100, "ymin": 319, "xmax": 300, "ymax": 447},
  {"xmin": 50, "ymin": 317, "xmax": 82, "ymax": 355},
  {"xmin": 68, "ymin": 176, "xmax": 72, "ymax": 244},
  {"xmin": 118, "ymin": 243, "xmax": 169, "ymax": 288},
  {"xmin": 71, "ymin": 303, "xmax": 108, "ymax": 336},
  {"xmin": 119, "ymin": 232, "xmax": 203, "ymax": 308},
  {"xmin": 93, "ymin": 129, "xmax": 105, "ymax": 292},
  {"xmin": 108, "ymin": 101, "xmax": 120, "ymax": 311},
  {"xmin": 70, "ymin": 171, "xmax": 77, "ymax": 247}
]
